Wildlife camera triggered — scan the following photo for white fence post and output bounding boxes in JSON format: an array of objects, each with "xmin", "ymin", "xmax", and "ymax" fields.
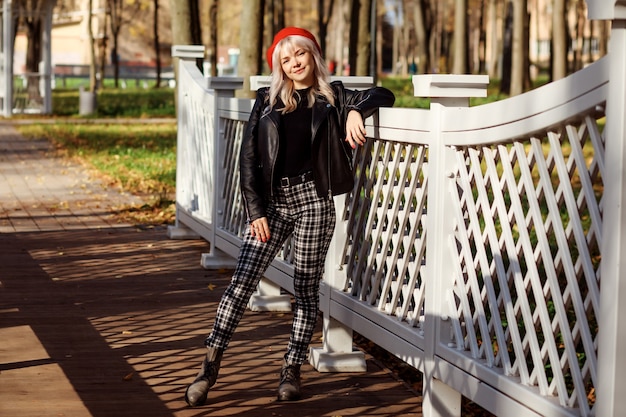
[
  {"xmin": 310, "ymin": 194, "xmax": 367, "ymax": 372},
  {"xmin": 416, "ymin": 74, "xmax": 488, "ymax": 417},
  {"xmin": 308, "ymin": 75, "xmax": 378, "ymax": 373},
  {"xmin": 593, "ymin": 3, "xmax": 626, "ymax": 416},
  {"xmin": 200, "ymin": 77, "xmax": 243, "ymax": 270},
  {"xmin": 168, "ymin": 45, "xmax": 206, "ymax": 240}
]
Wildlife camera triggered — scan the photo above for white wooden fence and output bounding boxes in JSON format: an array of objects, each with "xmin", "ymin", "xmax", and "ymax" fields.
[{"xmin": 167, "ymin": 6, "xmax": 626, "ymax": 415}]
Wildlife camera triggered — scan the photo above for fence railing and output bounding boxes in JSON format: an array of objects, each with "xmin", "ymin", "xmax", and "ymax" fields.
[{"xmin": 168, "ymin": 40, "xmax": 610, "ymax": 416}]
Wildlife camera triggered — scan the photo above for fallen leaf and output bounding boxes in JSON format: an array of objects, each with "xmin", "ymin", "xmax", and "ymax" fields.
[
  {"xmin": 207, "ymin": 283, "xmax": 217, "ymax": 290},
  {"xmin": 123, "ymin": 371, "xmax": 134, "ymax": 381}
]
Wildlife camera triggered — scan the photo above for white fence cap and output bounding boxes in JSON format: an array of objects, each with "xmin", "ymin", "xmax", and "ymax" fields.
[
  {"xmin": 413, "ymin": 74, "xmax": 489, "ymax": 98},
  {"xmin": 172, "ymin": 45, "xmax": 205, "ymax": 59}
]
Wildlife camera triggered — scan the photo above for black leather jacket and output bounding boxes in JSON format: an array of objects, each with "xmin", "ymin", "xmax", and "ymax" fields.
[{"xmin": 240, "ymin": 81, "xmax": 395, "ymax": 222}]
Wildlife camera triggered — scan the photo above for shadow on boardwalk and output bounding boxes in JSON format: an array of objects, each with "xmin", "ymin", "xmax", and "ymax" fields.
[{"xmin": 0, "ymin": 123, "xmax": 422, "ymax": 417}]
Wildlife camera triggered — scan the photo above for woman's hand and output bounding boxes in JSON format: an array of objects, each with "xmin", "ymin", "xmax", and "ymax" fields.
[
  {"xmin": 250, "ymin": 217, "xmax": 270, "ymax": 242},
  {"xmin": 345, "ymin": 110, "xmax": 367, "ymax": 149}
]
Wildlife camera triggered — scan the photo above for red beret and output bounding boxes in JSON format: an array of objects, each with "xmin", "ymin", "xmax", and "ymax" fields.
[{"xmin": 266, "ymin": 27, "xmax": 322, "ymax": 71}]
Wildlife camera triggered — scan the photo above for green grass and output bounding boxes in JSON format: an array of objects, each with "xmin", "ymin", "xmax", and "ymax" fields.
[{"xmin": 17, "ymin": 122, "xmax": 178, "ymax": 224}]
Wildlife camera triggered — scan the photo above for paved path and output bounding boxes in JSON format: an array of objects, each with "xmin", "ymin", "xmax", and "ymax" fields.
[{"xmin": 0, "ymin": 122, "xmax": 422, "ymax": 417}]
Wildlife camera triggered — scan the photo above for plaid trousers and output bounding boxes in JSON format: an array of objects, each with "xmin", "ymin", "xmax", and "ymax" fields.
[{"xmin": 204, "ymin": 179, "xmax": 336, "ymax": 365}]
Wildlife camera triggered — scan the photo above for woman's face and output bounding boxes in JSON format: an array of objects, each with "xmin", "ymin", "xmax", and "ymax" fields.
[{"xmin": 279, "ymin": 43, "xmax": 315, "ymax": 89}]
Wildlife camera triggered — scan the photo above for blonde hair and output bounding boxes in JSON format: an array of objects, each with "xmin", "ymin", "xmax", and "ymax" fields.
[{"xmin": 268, "ymin": 36, "xmax": 335, "ymax": 113}]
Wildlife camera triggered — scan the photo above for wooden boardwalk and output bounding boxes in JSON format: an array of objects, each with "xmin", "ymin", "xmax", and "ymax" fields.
[{"xmin": 0, "ymin": 123, "xmax": 422, "ymax": 417}]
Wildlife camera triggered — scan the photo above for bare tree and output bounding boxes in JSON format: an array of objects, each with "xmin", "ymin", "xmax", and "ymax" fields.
[{"xmin": 108, "ymin": 0, "xmax": 150, "ymax": 87}]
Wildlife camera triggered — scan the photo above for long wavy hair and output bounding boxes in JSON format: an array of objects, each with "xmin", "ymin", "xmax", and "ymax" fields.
[{"xmin": 268, "ymin": 36, "xmax": 335, "ymax": 114}]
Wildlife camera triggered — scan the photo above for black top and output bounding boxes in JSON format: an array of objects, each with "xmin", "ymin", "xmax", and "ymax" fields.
[{"xmin": 275, "ymin": 88, "xmax": 313, "ymax": 182}]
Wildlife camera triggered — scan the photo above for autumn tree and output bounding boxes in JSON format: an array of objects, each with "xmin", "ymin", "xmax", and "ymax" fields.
[{"xmin": 108, "ymin": 0, "xmax": 151, "ymax": 87}]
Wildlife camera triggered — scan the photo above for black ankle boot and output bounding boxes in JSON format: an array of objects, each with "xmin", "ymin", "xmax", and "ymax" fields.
[
  {"xmin": 184, "ymin": 347, "xmax": 223, "ymax": 407},
  {"xmin": 277, "ymin": 360, "xmax": 301, "ymax": 401}
]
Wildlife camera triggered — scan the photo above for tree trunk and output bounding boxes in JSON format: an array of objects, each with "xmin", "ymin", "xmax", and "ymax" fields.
[
  {"xmin": 398, "ymin": 0, "xmax": 409, "ymax": 76},
  {"xmin": 108, "ymin": 0, "xmax": 121, "ymax": 87},
  {"xmin": 19, "ymin": 0, "xmax": 44, "ymax": 104},
  {"xmin": 376, "ymin": 0, "xmax": 383, "ymax": 76},
  {"xmin": 510, "ymin": 0, "xmax": 528, "ymax": 96},
  {"xmin": 170, "ymin": 0, "xmax": 195, "ymax": 46},
  {"xmin": 87, "ymin": 0, "xmax": 97, "ymax": 93},
  {"xmin": 318, "ymin": 0, "xmax": 336, "ymax": 56},
  {"xmin": 475, "ymin": 0, "xmax": 486, "ymax": 74},
  {"xmin": 355, "ymin": 0, "xmax": 373, "ymax": 75},
  {"xmin": 238, "ymin": 0, "xmax": 263, "ymax": 98},
  {"xmin": 153, "ymin": 0, "xmax": 162, "ymax": 85},
  {"xmin": 207, "ymin": 0, "xmax": 218, "ymax": 76},
  {"xmin": 599, "ymin": 20, "xmax": 609, "ymax": 58},
  {"xmin": 348, "ymin": 0, "xmax": 358, "ymax": 75},
  {"xmin": 574, "ymin": 0, "xmax": 586, "ymax": 69},
  {"xmin": 99, "ymin": 10, "xmax": 107, "ymax": 89},
  {"xmin": 452, "ymin": 0, "xmax": 467, "ymax": 74},
  {"xmin": 391, "ymin": 1, "xmax": 400, "ymax": 75},
  {"xmin": 486, "ymin": 0, "xmax": 499, "ymax": 78},
  {"xmin": 552, "ymin": 0, "xmax": 567, "ymax": 81},
  {"xmin": 429, "ymin": 0, "xmax": 443, "ymax": 73},
  {"xmin": 500, "ymin": 1, "xmax": 513, "ymax": 94},
  {"xmin": 412, "ymin": 0, "xmax": 429, "ymax": 74}
]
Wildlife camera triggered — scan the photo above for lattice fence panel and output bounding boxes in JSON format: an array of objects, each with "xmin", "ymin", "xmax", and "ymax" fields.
[
  {"xmin": 342, "ymin": 139, "xmax": 429, "ymax": 325},
  {"xmin": 220, "ymin": 118, "xmax": 246, "ymax": 236},
  {"xmin": 218, "ymin": 117, "xmax": 295, "ymax": 263},
  {"xmin": 449, "ymin": 112, "xmax": 604, "ymax": 414}
]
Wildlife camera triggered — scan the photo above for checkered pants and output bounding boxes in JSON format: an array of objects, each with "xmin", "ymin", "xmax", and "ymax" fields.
[{"xmin": 204, "ymin": 179, "xmax": 336, "ymax": 365}]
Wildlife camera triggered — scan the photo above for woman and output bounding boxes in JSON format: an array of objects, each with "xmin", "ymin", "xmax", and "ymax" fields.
[{"xmin": 185, "ymin": 26, "xmax": 395, "ymax": 407}]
